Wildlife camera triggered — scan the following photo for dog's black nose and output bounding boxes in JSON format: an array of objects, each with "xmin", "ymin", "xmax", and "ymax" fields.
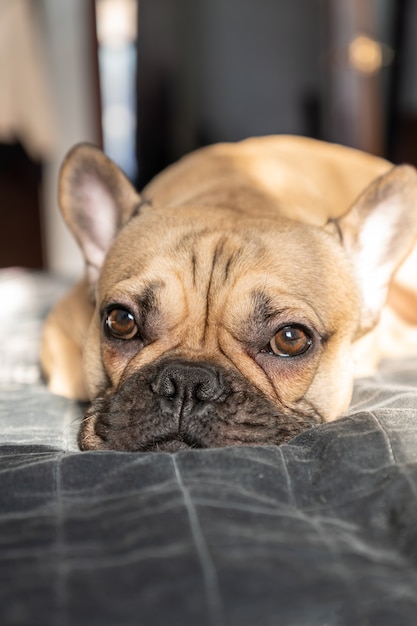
[{"xmin": 151, "ymin": 362, "xmax": 228, "ymax": 419}]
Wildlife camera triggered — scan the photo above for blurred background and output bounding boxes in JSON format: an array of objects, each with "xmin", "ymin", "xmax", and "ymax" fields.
[{"xmin": 1, "ymin": 0, "xmax": 416, "ymax": 278}]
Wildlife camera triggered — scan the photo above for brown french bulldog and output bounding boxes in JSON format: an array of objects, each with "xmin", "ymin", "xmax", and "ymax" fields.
[{"xmin": 40, "ymin": 135, "xmax": 417, "ymax": 452}]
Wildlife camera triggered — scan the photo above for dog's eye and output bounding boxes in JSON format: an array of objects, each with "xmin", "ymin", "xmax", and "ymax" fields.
[
  {"xmin": 105, "ymin": 308, "xmax": 138, "ymax": 339},
  {"xmin": 269, "ymin": 325, "xmax": 312, "ymax": 357}
]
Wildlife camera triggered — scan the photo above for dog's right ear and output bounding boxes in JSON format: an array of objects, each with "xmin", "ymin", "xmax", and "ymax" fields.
[{"xmin": 59, "ymin": 143, "xmax": 141, "ymax": 286}]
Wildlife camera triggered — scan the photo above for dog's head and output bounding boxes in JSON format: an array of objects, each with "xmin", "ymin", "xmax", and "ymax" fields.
[{"xmin": 60, "ymin": 144, "xmax": 417, "ymax": 451}]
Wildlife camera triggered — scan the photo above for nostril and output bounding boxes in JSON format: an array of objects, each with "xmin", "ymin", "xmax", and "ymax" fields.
[
  {"xmin": 162, "ymin": 377, "xmax": 176, "ymax": 398},
  {"xmin": 194, "ymin": 381, "xmax": 210, "ymax": 402},
  {"xmin": 151, "ymin": 375, "xmax": 177, "ymax": 398},
  {"xmin": 194, "ymin": 377, "xmax": 222, "ymax": 402}
]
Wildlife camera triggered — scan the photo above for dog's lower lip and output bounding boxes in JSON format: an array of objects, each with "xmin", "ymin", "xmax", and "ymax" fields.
[{"xmin": 142, "ymin": 435, "xmax": 203, "ymax": 453}]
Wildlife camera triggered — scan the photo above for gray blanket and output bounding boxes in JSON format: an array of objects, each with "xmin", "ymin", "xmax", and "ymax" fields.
[{"xmin": 1, "ymin": 269, "xmax": 417, "ymax": 626}]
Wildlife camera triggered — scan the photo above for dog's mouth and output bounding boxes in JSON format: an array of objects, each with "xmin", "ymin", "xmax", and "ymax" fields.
[
  {"xmin": 141, "ymin": 434, "xmax": 204, "ymax": 453},
  {"xmin": 79, "ymin": 359, "xmax": 322, "ymax": 452}
]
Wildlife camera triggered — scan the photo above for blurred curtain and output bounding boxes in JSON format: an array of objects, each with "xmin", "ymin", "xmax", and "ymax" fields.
[{"xmin": 0, "ymin": 0, "xmax": 58, "ymax": 159}]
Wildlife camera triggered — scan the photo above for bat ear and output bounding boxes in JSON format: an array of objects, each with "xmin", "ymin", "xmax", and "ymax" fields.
[
  {"xmin": 59, "ymin": 144, "xmax": 141, "ymax": 286},
  {"xmin": 335, "ymin": 164, "xmax": 417, "ymax": 333}
]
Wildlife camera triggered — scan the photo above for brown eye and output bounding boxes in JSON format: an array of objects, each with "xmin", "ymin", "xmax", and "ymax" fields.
[
  {"xmin": 106, "ymin": 308, "xmax": 138, "ymax": 339},
  {"xmin": 269, "ymin": 325, "xmax": 312, "ymax": 357}
]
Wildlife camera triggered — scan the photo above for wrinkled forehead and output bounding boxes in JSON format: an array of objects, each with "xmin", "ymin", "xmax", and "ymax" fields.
[
  {"xmin": 106, "ymin": 206, "xmax": 338, "ymax": 264},
  {"xmin": 98, "ymin": 212, "xmax": 359, "ymax": 332}
]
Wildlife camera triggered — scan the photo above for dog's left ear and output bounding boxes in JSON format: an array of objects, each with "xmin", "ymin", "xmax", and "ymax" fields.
[
  {"xmin": 59, "ymin": 143, "xmax": 141, "ymax": 286},
  {"xmin": 334, "ymin": 164, "xmax": 417, "ymax": 332}
]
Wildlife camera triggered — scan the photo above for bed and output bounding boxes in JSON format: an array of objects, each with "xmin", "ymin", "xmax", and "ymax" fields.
[{"xmin": 1, "ymin": 268, "xmax": 417, "ymax": 626}]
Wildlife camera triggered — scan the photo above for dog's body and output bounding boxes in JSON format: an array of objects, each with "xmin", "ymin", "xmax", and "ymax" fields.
[{"xmin": 41, "ymin": 135, "xmax": 417, "ymax": 451}]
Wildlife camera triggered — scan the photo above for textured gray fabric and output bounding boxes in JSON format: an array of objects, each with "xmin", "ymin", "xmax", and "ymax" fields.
[{"xmin": 1, "ymin": 269, "xmax": 417, "ymax": 626}]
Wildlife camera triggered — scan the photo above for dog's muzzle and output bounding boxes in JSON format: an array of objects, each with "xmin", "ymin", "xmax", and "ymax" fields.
[{"xmin": 79, "ymin": 358, "xmax": 320, "ymax": 452}]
